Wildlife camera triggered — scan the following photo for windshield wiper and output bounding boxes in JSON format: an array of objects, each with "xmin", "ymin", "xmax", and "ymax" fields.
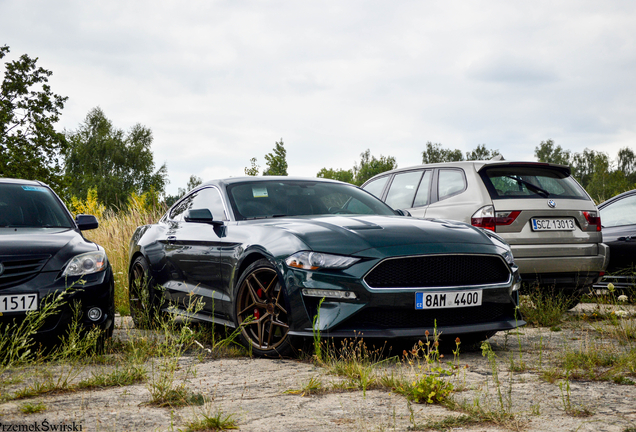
[{"xmin": 504, "ymin": 175, "xmax": 550, "ymax": 197}]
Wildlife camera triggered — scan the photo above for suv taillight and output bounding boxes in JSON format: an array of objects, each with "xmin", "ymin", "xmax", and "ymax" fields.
[
  {"xmin": 471, "ymin": 206, "xmax": 495, "ymax": 231},
  {"xmin": 583, "ymin": 211, "xmax": 601, "ymax": 232},
  {"xmin": 471, "ymin": 206, "xmax": 520, "ymax": 232}
]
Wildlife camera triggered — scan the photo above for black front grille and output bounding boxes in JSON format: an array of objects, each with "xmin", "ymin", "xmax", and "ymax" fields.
[
  {"xmin": 364, "ymin": 255, "xmax": 510, "ymax": 288},
  {"xmin": 338, "ymin": 304, "xmax": 511, "ymax": 330},
  {"xmin": 0, "ymin": 255, "xmax": 50, "ymax": 289}
]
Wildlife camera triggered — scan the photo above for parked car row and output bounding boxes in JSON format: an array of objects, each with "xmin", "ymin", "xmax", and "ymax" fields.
[{"xmin": 2, "ymin": 161, "xmax": 633, "ymax": 357}]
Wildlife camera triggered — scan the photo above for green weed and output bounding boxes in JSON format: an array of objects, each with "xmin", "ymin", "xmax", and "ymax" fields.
[
  {"xmin": 519, "ymin": 291, "xmax": 567, "ymax": 328},
  {"xmin": 19, "ymin": 401, "xmax": 46, "ymax": 414},
  {"xmin": 185, "ymin": 409, "xmax": 239, "ymax": 431}
]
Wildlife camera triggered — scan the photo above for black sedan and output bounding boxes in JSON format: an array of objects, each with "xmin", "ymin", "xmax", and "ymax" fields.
[
  {"xmin": 596, "ymin": 189, "xmax": 636, "ymax": 290},
  {"xmin": 128, "ymin": 177, "xmax": 524, "ymax": 357},
  {"xmin": 0, "ymin": 178, "xmax": 115, "ymax": 344}
]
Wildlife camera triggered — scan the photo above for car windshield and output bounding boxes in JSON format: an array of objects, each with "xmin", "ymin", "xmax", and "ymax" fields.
[
  {"xmin": 480, "ymin": 166, "xmax": 589, "ymax": 200},
  {"xmin": 227, "ymin": 180, "xmax": 397, "ymax": 220},
  {"xmin": 0, "ymin": 184, "xmax": 74, "ymax": 228}
]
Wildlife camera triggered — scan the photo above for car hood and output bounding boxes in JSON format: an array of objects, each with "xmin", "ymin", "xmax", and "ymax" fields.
[
  {"xmin": 0, "ymin": 228, "xmax": 100, "ymax": 271},
  {"xmin": 263, "ymin": 215, "xmax": 495, "ymax": 255}
]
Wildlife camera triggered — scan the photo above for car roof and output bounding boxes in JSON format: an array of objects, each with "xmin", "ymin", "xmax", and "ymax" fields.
[
  {"xmin": 598, "ymin": 188, "xmax": 636, "ymax": 208},
  {"xmin": 0, "ymin": 177, "xmax": 48, "ymax": 186},
  {"xmin": 363, "ymin": 160, "xmax": 571, "ymax": 181},
  {"xmin": 200, "ymin": 176, "xmax": 348, "ymax": 188}
]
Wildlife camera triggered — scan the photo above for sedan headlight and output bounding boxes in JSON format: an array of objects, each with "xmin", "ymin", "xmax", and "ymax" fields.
[
  {"xmin": 62, "ymin": 251, "xmax": 108, "ymax": 276},
  {"xmin": 501, "ymin": 249, "xmax": 514, "ymax": 266},
  {"xmin": 285, "ymin": 251, "xmax": 360, "ymax": 270},
  {"xmin": 483, "ymin": 230, "xmax": 515, "ymax": 265}
]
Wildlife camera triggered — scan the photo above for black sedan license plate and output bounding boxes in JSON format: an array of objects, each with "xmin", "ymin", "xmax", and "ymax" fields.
[
  {"xmin": 0, "ymin": 293, "xmax": 38, "ymax": 313},
  {"xmin": 415, "ymin": 290, "xmax": 482, "ymax": 309},
  {"xmin": 531, "ymin": 218, "xmax": 575, "ymax": 231}
]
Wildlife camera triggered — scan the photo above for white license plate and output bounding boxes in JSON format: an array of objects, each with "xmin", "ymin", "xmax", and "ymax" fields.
[
  {"xmin": 415, "ymin": 290, "xmax": 482, "ymax": 309},
  {"xmin": 531, "ymin": 218, "xmax": 575, "ymax": 231},
  {"xmin": 0, "ymin": 294, "xmax": 38, "ymax": 313}
]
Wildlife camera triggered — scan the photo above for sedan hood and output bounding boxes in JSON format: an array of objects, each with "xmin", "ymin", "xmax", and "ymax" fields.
[
  {"xmin": 0, "ymin": 228, "xmax": 99, "ymax": 271},
  {"xmin": 268, "ymin": 215, "xmax": 494, "ymax": 255}
]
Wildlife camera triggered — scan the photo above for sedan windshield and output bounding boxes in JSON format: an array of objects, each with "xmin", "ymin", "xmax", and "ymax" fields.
[
  {"xmin": 227, "ymin": 180, "xmax": 397, "ymax": 220},
  {"xmin": 0, "ymin": 184, "xmax": 74, "ymax": 228}
]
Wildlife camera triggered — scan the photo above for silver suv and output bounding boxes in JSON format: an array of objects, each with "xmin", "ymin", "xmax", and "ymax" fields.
[{"xmin": 362, "ymin": 160, "xmax": 609, "ymax": 305}]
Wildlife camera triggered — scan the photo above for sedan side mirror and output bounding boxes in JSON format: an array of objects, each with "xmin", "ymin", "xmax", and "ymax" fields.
[
  {"xmin": 184, "ymin": 208, "xmax": 224, "ymax": 225},
  {"xmin": 75, "ymin": 214, "xmax": 99, "ymax": 230}
]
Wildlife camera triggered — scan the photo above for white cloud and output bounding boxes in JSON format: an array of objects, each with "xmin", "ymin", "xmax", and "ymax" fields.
[{"xmin": 2, "ymin": 0, "xmax": 636, "ymax": 194}]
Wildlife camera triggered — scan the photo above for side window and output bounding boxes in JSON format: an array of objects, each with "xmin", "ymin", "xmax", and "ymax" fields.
[
  {"xmin": 438, "ymin": 169, "xmax": 466, "ymax": 200},
  {"xmin": 363, "ymin": 176, "xmax": 390, "ymax": 199},
  {"xmin": 385, "ymin": 171, "xmax": 423, "ymax": 209},
  {"xmin": 600, "ymin": 195, "xmax": 636, "ymax": 227},
  {"xmin": 170, "ymin": 188, "xmax": 227, "ymax": 221},
  {"xmin": 413, "ymin": 170, "xmax": 432, "ymax": 207}
]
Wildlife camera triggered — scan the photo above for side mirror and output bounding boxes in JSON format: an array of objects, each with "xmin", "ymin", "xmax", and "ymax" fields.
[
  {"xmin": 394, "ymin": 209, "xmax": 411, "ymax": 217},
  {"xmin": 184, "ymin": 208, "xmax": 223, "ymax": 225},
  {"xmin": 75, "ymin": 214, "xmax": 99, "ymax": 230}
]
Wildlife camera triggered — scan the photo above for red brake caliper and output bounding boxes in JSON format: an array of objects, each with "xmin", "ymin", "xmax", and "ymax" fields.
[{"xmin": 254, "ymin": 288, "xmax": 264, "ymax": 319}]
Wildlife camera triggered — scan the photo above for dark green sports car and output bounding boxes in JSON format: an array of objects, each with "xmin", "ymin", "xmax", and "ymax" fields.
[{"xmin": 128, "ymin": 177, "xmax": 524, "ymax": 357}]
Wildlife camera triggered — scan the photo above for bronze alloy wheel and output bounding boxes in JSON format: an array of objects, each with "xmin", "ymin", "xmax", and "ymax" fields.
[{"xmin": 236, "ymin": 259, "xmax": 291, "ymax": 356}]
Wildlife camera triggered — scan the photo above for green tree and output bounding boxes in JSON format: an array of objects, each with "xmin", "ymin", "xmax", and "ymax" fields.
[
  {"xmin": 0, "ymin": 45, "xmax": 68, "ymax": 190},
  {"xmin": 64, "ymin": 107, "xmax": 168, "ymax": 209},
  {"xmin": 352, "ymin": 149, "xmax": 397, "ymax": 186},
  {"xmin": 465, "ymin": 144, "xmax": 500, "ymax": 161},
  {"xmin": 570, "ymin": 148, "xmax": 609, "ymax": 189},
  {"xmin": 534, "ymin": 139, "xmax": 572, "ymax": 165},
  {"xmin": 584, "ymin": 154, "xmax": 633, "ymax": 203},
  {"xmin": 316, "ymin": 167, "xmax": 355, "ymax": 184},
  {"xmin": 617, "ymin": 147, "xmax": 636, "ymax": 174},
  {"xmin": 263, "ymin": 139, "xmax": 288, "ymax": 176},
  {"xmin": 244, "ymin": 157, "xmax": 260, "ymax": 176},
  {"xmin": 421, "ymin": 142, "xmax": 464, "ymax": 164}
]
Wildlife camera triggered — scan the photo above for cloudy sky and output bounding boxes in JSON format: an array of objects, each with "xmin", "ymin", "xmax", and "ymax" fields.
[{"xmin": 2, "ymin": 0, "xmax": 636, "ymax": 195}]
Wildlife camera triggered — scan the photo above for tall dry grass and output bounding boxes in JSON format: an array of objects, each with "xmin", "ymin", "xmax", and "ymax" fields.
[{"xmin": 72, "ymin": 191, "xmax": 166, "ymax": 315}]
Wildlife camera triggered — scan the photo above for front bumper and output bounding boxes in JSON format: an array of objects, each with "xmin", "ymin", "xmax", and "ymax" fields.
[
  {"xmin": 0, "ymin": 267, "xmax": 115, "ymax": 340},
  {"xmin": 284, "ymin": 263, "xmax": 524, "ymax": 339}
]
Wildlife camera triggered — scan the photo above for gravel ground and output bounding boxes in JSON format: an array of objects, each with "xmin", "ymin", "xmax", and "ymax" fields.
[{"xmin": 1, "ymin": 303, "xmax": 635, "ymax": 432}]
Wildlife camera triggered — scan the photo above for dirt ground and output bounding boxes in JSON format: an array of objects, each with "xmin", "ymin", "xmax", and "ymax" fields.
[{"xmin": 1, "ymin": 303, "xmax": 635, "ymax": 432}]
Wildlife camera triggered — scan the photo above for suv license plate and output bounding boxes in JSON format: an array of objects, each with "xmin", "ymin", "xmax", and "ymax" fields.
[
  {"xmin": 0, "ymin": 294, "xmax": 38, "ymax": 313},
  {"xmin": 415, "ymin": 290, "xmax": 482, "ymax": 309},
  {"xmin": 531, "ymin": 218, "xmax": 575, "ymax": 231}
]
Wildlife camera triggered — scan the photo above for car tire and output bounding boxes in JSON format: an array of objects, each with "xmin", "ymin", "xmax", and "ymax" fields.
[
  {"xmin": 129, "ymin": 256, "xmax": 164, "ymax": 329},
  {"xmin": 234, "ymin": 258, "xmax": 300, "ymax": 357}
]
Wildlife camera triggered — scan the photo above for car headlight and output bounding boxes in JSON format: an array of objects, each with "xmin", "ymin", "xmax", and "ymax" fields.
[
  {"xmin": 501, "ymin": 249, "xmax": 514, "ymax": 266},
  {"xmin": 285, "ymin": 251, "xmax": 360, "ymax": 270},
  {"xmin": 62, "ymin": 251, "xmax": 108, "ymax": 276},
  {"xmin": 483, "ymin": 230, "xmax": 515, "ymax": 265}
]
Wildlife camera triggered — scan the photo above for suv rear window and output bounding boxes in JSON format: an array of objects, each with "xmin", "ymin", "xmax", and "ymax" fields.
[{"xmin": 479, "ymin": 166, "xmax": 589, "ymax": 200}]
